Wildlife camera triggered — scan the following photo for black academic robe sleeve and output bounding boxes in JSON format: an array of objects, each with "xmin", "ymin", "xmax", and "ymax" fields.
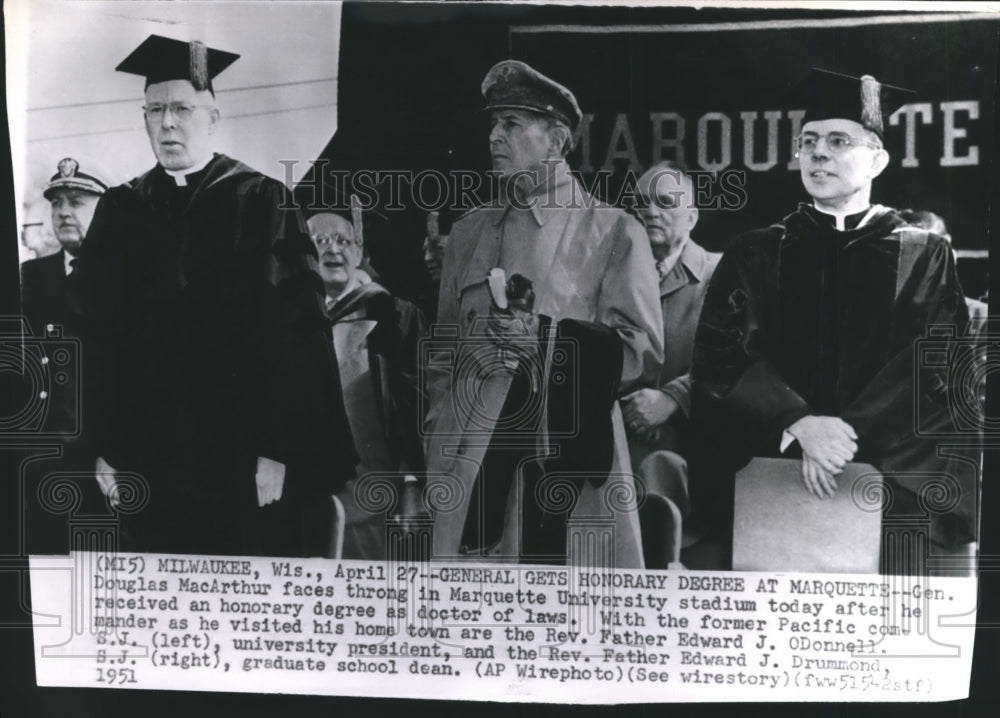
[
  {"xmin": 690, "ymin": 230, "xmax": 811, "ymax": 463},
  {"xmin": 65, "ymin": 185, "xmax": 157, "ymax": 470},
  {"xmin": 376, "ymin": 295, "xmax": 428, "ymax": 475},
  {"xmin": 248, "ymin": 179, "xmax": 358, "ymax": 494},
  {"xmin": 841, "ymin": 231, "xmax": 970, "ymax": 452},
  {"xmin": 839, "ymin": 233, "xmax": 977, "ymax": 545}
]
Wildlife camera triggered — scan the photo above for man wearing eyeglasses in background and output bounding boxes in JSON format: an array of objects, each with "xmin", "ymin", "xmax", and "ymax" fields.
[
  {"xmin": 308, "ymin": 209, "xmax": 426, "ymax": 560},
  {"xmin": 68, "ymin": 35, "xmax": 356, "ymax": 556},
  {"xmin": 690, "ymin": 69, "xmax": 977, "ymax": 573}
]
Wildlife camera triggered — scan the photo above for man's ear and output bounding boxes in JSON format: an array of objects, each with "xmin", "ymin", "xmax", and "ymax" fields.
[
  {"xmin": 687, "ymin": 206, "xmax": 700, "ymax": 232},
  {"xmin": 869, "ymin": 148, "xmax": 890, "ymax": 179},
  {"xmin": 207, "ymin": 106, "xmax": 221, "ymax": 134},
  {"xmin": 548, "ymin": 124, "xmax": 570, "ymax": 158}
]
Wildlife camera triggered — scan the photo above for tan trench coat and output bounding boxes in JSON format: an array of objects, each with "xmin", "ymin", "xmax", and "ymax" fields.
[{"xmin": 424, "ymin": 162, "xmax": 664, "ymax": 567}]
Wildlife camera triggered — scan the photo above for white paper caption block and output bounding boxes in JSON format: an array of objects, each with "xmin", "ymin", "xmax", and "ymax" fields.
[{"xmin": 30, "ymin": 554, "xmax": 975, "ymax": 703}]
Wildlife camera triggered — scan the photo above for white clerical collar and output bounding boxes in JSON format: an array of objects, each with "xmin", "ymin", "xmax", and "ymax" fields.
[
  {"xmin": 811, "ymin": 203, "xmax": 882, "ymax": 231},
  {"xmin": 64, "ymin": 250, "xmax": 74, "ymax": 275},
  {"xmin": 164, "ymin": 154, "xmax": 214, "ymax": 186}
]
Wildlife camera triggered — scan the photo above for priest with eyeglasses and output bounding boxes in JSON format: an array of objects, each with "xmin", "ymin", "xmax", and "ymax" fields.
[
  {"xmin": 68, "ymin": 35, "xmax": 356, "ymax": 557},
  {"xmin": 690, "ymin": 68, "xmax": 978, "ymax": 573}
]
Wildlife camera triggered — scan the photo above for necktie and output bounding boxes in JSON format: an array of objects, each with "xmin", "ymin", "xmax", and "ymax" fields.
[{"xmin": 655, "ymin": 258, "xmax": 668, "ymax": 279}]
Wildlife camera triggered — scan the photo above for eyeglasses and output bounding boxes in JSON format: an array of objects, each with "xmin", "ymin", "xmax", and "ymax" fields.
[
  {"xmin": 795, "ymin": 132, "xmax": 882, "ymax": 156},
  {"xmin": 311, "ymin": 234, "xmax": 356, "ymax": 250},
  {"xmin": 634, "ymin": 194, "xmax": 681, "ymax": 212},
  {"xmin": 142, "ymin": 103, "xmax": 213, "ymax": 121}
]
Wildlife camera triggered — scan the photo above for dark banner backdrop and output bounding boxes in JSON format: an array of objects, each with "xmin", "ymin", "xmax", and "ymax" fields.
[
  {"xmin": 511, "ymin": 18, "xmax": 994, "ymax": 251},
  {"xmin": 315, "ymin": 4, "xmax": 996, "ymax": 301}
]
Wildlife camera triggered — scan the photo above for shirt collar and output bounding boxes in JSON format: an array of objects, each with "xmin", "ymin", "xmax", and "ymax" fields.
[
  {"xmin": 658, "ymin": 240, "xmax": 709, "ymax": 292},
  {"xmin": 165, "ymin": 153, "xmax": 215, "ymax": 186},
  {"xmin": 63, "ymin": 249, "xmax": 74, "ymax": 275},
  {"xmin": 490, "ymin": 160, "xmax": 575, "ymax": 227}
]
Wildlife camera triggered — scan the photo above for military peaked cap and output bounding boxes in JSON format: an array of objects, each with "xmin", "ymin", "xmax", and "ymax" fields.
[
  {"xmin": 43, "ymin": 157, "xmax": 108, "ymax": 199},
  {"xmin": 482, "ymin": 60, "xmax": 583, "ymax": 130}
]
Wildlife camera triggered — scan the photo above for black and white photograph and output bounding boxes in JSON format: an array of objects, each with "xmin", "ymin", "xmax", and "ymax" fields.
[{"xmin": 1, "ymin": 0, "xmax": 997, "ymax": 713}]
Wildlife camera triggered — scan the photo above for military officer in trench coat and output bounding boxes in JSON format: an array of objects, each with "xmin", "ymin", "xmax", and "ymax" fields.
[{"xmin": 424, "ymin": 60, "xmax": 663, "ymax": 566}]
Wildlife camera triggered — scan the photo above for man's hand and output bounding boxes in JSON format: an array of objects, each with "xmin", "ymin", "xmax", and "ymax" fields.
[
  {"xmin": 621, "ymin": 388, "xmax": 679, "ymax": 437},
  {"xmin": 802, "ymin": 455, "xmax": 838, "ymax": 499},
  {"xmin": 423, "ymin": 212, "xmax": 449, "ymax": 281},
  {"xmin": 486, "ymin": 306, "xmax": 540, "ymax": 354},
  {"xmin": 786, "ymin": 415, "xmax": 858, "ymax": 498},
  {"xmin": 95, "ymin": 456, "xmax": 119, "ymax": 509},
  {"xmin": 256, "ymin": 457, "xmax": 286, "ymax": 507}
]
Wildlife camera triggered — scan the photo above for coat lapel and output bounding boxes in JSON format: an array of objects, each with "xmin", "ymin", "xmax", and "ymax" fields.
[
  {"xmin": 659, "ymin": 261, "xmax": 689, "ymax": 298},
  {"xmin": 458, "ymin": 208, "xmax": 504, "ymax": 293},
  {"xmin": 659, "ymin": 241, "xmax": 705, "ymax": 298},
  {"xmin": 531, "ymin": 164, "xmax": 578, "ymax": 295}
]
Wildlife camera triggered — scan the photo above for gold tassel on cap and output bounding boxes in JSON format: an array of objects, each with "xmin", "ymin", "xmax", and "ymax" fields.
[
  {"xmin": 350, "ymin": 194, "xmax": 364, "ymax": 247},
  {"xmin": 189, "ymin": 40, "xmax": 209, "ymax": 91},
  {"xmin": 859, "ymin": 74, "xmax": 882, "ymax": 135}
]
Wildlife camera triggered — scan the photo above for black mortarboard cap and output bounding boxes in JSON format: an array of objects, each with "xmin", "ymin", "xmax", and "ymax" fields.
[
  {"xmin": 798, "ymin": 68, "xmax": 915, "ymax": 138},
  {"xmin": 116, "ymin": 35, "xmax": 240, "ymax": 94},
  {"xmin": 482, "ymin": 60, "xmax": 583, "ymax": 131}
]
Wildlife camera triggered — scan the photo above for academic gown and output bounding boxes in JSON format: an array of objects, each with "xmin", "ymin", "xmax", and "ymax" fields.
[
  {"xmin": 327, "ymin": 281, "xmax": 427, "ymax": 560},
  {"xmin": 68, "ymin": 154, "xmax": 357, "ymax": 556},
  {"xmin": 691, "ymin": 204, "xmax": 978, "ymax": 549}
]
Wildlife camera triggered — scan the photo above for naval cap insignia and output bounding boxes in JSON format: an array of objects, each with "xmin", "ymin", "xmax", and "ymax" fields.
[{"xmin": 57, "ymin": 157, "xmax": 79, "ymax": 178}]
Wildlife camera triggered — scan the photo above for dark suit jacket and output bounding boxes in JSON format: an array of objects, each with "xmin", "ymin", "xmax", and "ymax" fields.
[
  {"xmin": 20, "ymin": 250, "xmax": 68, "ymax": 338},
  {"xmin": 20, "ymin": 249, "xmax": 104, "ymax": 553},
  {"xmin": 19, "ymin": 249, "xmax": 85, "ymax": 439}
]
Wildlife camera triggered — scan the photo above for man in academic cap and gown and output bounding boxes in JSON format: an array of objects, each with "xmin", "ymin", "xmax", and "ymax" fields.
[
  {"xmin": 308, "ymin": 204, "xmax": 427, "ymax": 560},
  {"xmin": 68, "ymin": 35, "xmax": 356, "ymax": 556},
  {"xmin": 424, "ymin": 60, "xmax": 663, "ymax": 566},
  {"xmin": 691, "ymin": 69, "xmax": 978, "ymax": 572}
]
